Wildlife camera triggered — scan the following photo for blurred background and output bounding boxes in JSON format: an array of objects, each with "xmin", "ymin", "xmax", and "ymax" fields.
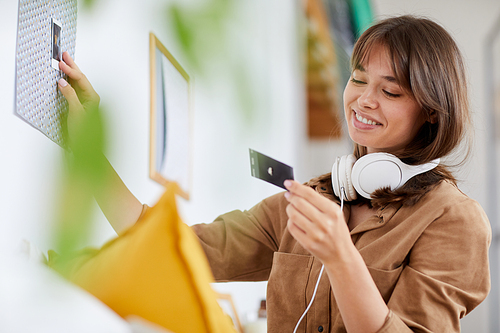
[{"xmin": 1, "ymin": 0, "xmax": 500, "ymax": 331}]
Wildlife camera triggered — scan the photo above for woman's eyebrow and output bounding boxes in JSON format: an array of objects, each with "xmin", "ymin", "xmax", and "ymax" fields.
[
  {"xmin": 354, "ymin": 65, "xmax": 398, "ymax": 84},
  {"xmin": 382, "ymin": 75, "xmax": 397, "ymax": 83},
  {"xmin": 354, "ymin": 64, "xmax": 365, "ymax": 71}
]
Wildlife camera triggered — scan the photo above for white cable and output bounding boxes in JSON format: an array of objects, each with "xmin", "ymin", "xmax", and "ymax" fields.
[
  {"xmin": 291, "ymin": 188, "xmax": 346, "ymax": 333},
  {"xmin": 292, "ymin": 264, "xmax": 325, "ymax": 333},
  {"xmin": 340, "ymin": 186, "xmax": 346, "ymax": 212}
]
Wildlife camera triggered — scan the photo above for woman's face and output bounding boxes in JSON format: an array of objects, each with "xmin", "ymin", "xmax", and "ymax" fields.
[{"xmin": 343, "ymin": 44, "xmax": 427, "ymax": 154}]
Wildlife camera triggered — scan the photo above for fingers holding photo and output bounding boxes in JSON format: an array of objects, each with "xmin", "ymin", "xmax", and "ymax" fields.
[
  {"xmin": 58, "ymin": 52, "xmax": 99, "ymax": 102},
  {"xmin": 284, "ymin": 179, "xmax": 351, "ymax": 260},
  {"xmin": 56, "ymin": 51, "xmax": 102, "ymax": 146},
  {"xmin": 62, "ymin": 51, "xmax": 81, "ymax": 71},
  {"xmin": 58, "ymin": 52, "xmax": 82, "ymax": 81}
]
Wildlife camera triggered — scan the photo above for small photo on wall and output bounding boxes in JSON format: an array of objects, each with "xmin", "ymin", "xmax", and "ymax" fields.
[{"xmin": 51, "ymin": 18, "xmax": 62, "ymax": 70}]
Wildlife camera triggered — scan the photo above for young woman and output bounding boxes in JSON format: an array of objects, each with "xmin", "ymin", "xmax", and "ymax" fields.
[{"xmin": 58, "ymin": 15, "xmax": 490, "ymax": 333}]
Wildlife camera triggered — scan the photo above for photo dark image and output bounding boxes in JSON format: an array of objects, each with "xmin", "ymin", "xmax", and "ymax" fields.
[{"xmin": 52, "ymin": 21, "xmax": 61, "ymax": 61}]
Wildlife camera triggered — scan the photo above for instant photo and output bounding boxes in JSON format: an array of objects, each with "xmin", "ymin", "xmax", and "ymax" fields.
[{"xmin": 51, "ymin": 18, "xmax": 62, "ymax": 70}]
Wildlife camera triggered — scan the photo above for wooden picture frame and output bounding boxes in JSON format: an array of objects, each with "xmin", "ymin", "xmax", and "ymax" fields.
[
  {"xmin": 495, "ymin": 38, "xmax": 500, "ymax": 138},
  {"xmin": 149, "ymin": 32, "xmax": 192, "ymax": 199},
  {"xmin": 216, "ymin": 292, "xmax": 244, "ymax": 333}
]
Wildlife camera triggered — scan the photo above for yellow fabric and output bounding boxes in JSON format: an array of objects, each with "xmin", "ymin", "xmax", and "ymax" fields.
[{"xmin": 48, "ymin": 183, "xmax": 237, "ymax": 333}]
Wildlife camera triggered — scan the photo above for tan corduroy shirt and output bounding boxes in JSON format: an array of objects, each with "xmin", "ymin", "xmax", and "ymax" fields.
[{"xmin": 192, "ymin": 179, "xmax": 491, "ymax": 333}]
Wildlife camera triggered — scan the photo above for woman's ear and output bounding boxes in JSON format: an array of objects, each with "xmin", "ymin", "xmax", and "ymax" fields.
[{"xmin": 428, "ymin": 110, "xmax": 438, "ymax": 124}]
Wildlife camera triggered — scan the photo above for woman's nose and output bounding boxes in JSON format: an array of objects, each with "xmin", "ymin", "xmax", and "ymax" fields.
[{"xmin": 358, "ymin": 87, "xmax": 379, "ymax": 109}]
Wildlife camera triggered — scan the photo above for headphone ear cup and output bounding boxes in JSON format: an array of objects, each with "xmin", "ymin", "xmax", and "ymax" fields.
[
  {"xmin": 334, "ymin": 152, "xmax": 440, "ymax": 200},
  {"xmin": 331, "ymin": 155, "xmax": 357, "ymax": 201},
  {"xmin": 350, "ymin": 152, "xmax": 440, "ymax": 199},
  {"xmin": 351, "ymin": 154, "xmax": 402, "ymax": 199},
  {"xmin": 342, "ymin": 155, "xmax": 357, "ymax": 201},
  {"xmin": 331, "ymin": 157, "xmax": 342, "ymax": 199}
]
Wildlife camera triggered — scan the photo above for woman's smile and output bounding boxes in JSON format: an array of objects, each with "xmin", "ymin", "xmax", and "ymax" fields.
[{"xmin": 352, "ymin": 109, "xmax": 382, "ymax": 128}]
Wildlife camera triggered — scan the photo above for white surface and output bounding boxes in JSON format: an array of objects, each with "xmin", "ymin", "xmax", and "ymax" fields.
[
  {"xmin": 0, "ymin": 253, "xmax": 131, "ymax": 333},
  {"xmin": 243, "ymin": 319, "xmax": 267, "ymax": 333}
]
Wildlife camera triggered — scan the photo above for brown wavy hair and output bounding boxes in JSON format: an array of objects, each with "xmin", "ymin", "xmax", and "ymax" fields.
[{"xmin": 344, "ymin": 15, "xmax": 471, "ymax": 207}]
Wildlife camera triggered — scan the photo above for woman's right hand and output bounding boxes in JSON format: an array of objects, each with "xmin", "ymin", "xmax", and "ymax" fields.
[
  {"xmin": 57, "ymin": 51, "xmax": 100, "ymax": 146},
  {"xmin": 57, "ymin": 52, "xmax": 144, "ymax": 233}
]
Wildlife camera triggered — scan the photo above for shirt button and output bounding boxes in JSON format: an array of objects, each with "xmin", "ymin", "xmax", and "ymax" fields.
[{"xmin": 318, "ymin": 326, "xmax": 324, "ymax": 332}]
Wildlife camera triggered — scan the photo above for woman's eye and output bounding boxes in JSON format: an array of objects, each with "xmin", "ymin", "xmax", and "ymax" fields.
[
  {"xmin": 383, "ymin": 90, "xmax": 401, "ymax": 98},
  {"xmin": 351, "ymin": 78, "xmax": 366, "ymax": 85}
]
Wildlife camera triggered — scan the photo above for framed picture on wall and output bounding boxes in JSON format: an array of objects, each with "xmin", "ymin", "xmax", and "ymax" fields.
[
  {"xmin": 495, "ymin": 37, "xmax": 500, "ymax": 138},
  {"xmin": 216, "ymin": 293, "xmax": 243, "ymax": 333},
  {"xmin": 149, "ymin": 32, "xmax": 192, "ymax": 199}
]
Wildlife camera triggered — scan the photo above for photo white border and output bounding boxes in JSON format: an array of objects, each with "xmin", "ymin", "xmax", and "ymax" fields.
[{"xmin": 50, "ymin": 18, "xmax": 62, "ymax": 70}]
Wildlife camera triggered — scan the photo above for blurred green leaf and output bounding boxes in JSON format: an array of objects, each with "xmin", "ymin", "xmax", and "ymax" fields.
[
  {"xmin": 81, "ymin": 0, "xmax": 98, "ymax": 10},
  {"xmin": 169, "ymin": 5, "xmax": 199, "ymax": 70},
  {"xmin": 165, "ymin": 0, "xmax": 258, "ymax": 124},
  {"xmin": 52, "ymin": 105, "xmax": 107, "ymax": 260},
  {"xmin": 234, "ymin": 64, "xmax": 256, "ymax": 123}
]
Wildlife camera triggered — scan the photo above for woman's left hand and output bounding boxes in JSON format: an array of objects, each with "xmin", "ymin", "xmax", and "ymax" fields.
[{"xmin": 284, "ymin": 180, "xmax": 352, "ymax": 265}]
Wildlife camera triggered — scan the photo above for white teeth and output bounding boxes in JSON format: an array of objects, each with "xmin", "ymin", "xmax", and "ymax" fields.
[{"xmin": 355, "ymin": 111, "xmax": 380, "ymax": 125}]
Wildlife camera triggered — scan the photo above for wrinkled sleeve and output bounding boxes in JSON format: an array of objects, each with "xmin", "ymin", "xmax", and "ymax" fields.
[
  {"xmin": 191, "ymin": 192, "xmax": 289, "ymax": 282},
  {"xmin": 377, "ymin": 198, "xmax": 491, "ymax": 333}
]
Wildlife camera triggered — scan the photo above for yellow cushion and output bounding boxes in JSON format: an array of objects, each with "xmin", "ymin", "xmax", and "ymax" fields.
[{"xmin": 48, "ymin": 183, "xmax": 237, "ymax": 333}]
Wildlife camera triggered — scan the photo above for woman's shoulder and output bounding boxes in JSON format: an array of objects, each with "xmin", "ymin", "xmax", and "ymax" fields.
[
  {"xmin": 413, "ymin": 180, "xmax": 490, "ymax": 233},
  {"xmin": 427, "ymin": 180, "xmax": 482, "ymax": 208}
]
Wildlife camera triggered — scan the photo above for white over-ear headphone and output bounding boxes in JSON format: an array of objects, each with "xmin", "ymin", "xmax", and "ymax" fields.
[{"xmin": 331, "ymin": 152, "xmax": 440, "ymax": 200}]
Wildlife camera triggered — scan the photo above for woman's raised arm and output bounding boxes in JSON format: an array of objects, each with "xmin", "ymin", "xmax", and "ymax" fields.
[{"xmin": 57, "ymin": 51, "xmax": 143, "ymax": 234}]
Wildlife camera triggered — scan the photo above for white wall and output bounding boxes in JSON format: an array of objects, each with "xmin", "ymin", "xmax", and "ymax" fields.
[{"xmin": 1, "ymin": 0, "xmax": 499, "ymax": 330}]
